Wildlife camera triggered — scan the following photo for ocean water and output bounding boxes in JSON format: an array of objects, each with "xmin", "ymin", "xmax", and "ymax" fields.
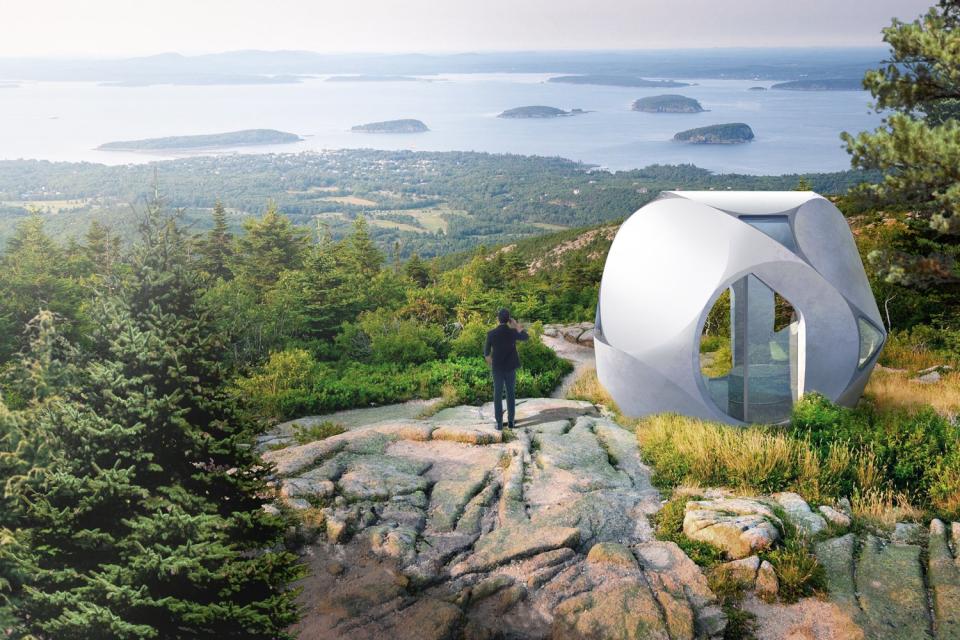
[{"xmin": 0, "ymin": 73, "xmax": 882, "ymax": 174}]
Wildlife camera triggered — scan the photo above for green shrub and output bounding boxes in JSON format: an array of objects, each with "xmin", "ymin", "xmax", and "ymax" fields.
[
  {"xmin": 791, "ymin": 393, "xmax": 960, "ymax": 518},
  {"xmin": 291, "ymin": 420, "xmax": 346, "ymax": 444},
  {"xmin": 236, "ymin": 335, "xmax": 571, "ymax": 422},
  {"xmin": 449, "ymin": 318, "xmax": 488, "ymax": 359},
  {"xmin": 764, "ymin": 536, "xmax": 826, "ymax": 603}
]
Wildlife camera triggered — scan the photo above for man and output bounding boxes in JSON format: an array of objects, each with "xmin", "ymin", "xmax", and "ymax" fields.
[{"xmin": 483, "ymin": 308, "xmax": 529, "ymax": 430}]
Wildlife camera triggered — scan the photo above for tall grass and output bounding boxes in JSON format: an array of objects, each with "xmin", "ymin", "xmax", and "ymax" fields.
[
  {"xmin": 635, "ymin": 413, "xmax": 880, "ymax": 505},
  {"xmin": 865, "ymin": 368, "xmax": 960, "ymax": 418}
]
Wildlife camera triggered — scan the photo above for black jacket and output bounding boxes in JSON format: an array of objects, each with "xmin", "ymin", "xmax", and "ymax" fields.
[{"xmin": 484, "ymin": 323, "xmax": 529, "ymax": 372}]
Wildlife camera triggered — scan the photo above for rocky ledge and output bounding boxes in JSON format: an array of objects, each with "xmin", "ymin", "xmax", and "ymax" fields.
[{"xmin": 262, "ymin": 398, "xmax": 728, "ymax": 639}]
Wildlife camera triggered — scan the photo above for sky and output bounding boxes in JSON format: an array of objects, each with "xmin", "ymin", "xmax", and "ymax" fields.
[{"xmin": 0, "ymin": 0, "xmax": 935, "ymax": 57}]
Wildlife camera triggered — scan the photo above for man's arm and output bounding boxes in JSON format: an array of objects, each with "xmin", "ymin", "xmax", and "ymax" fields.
[
  {"xmin": 483, "ymin": 332, "xmax": 493, "ymax": 365},
  {"xmin": 509, "ymin": 319, "xmax": 529, "ymax": 341}
]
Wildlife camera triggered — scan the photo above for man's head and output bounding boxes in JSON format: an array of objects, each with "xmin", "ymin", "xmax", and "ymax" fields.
[{"xmin": 497, "ymin": 308, "xmax": 511, "ymax": 324}]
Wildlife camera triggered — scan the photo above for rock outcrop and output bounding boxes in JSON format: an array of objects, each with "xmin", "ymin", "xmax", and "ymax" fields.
[{"xmin": 266, "ymin": 398, "xmax": 727, "ymax": 639}]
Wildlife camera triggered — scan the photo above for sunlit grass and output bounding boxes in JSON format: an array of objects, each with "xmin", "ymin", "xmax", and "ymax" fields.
[{"xmin": 864, "ymin": 368, "xmax": 960, "ymax": 418}]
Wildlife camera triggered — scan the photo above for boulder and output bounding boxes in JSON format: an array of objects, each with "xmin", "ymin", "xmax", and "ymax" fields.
[
  {"xmin": 772, "ymin": 492, "xmax": 826, "ymax": 536},
  {"xmin": 683, "ymin": 498, "xmax": 782, "ymax": 558},
  {"xmin": 715, "ymin": 555, "xmax": 761, "ymax": 584},
  {"xmin": 818, "ymin": 505, "xmax": 851, "ymax": 528},
  {"xmin": 755, "ymin": 560, "xmax": 778, "ymax": 601}
]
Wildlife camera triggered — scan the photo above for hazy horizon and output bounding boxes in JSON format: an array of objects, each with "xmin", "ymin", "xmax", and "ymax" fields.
[{"xmin": 1, "ymin": 0, "xmax": 932, "ymax": 57}]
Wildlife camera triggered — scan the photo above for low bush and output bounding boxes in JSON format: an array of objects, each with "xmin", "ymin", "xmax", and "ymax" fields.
[
  {"xmin": 291, "ymin": 420, "xmax": 346, "ymax": 445},
  {"xmin": 235, "ymin": 335, "xmax": 571, "ymax": 422},
  {"xmin": 791, "ymin": 393, "xmax": 960, "ymax": 518}
]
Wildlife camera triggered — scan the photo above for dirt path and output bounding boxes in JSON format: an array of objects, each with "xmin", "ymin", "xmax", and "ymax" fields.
[{"xmin": 541, "ymin": 333, "xmax": 596, "ymax": 399}]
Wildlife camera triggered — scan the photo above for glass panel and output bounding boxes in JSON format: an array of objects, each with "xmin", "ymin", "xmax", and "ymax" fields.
[
  {"xmin": 739, "ymin": 215, "xmax": 797, "ymax": 252},
  {"xmin": 700, "ymin": 290, "xmax": 733, "ymax": 416},
  {"xmin": 704, "ymin": 275, "xmax": 800, "ymax": 423},
  {"xmin": 857, "ymin": 317, "xmax": 883, "ymax": 368}
]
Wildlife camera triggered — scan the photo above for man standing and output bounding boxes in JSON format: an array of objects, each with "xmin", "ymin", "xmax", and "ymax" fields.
[{"xmin": 484, "ymin": 308, "xmax": 529, "ymax": 430}]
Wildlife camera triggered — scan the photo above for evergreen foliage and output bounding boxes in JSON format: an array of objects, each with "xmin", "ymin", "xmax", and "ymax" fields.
[
  {"xmin": 9, "ymin": 205, "xmax": 303, "ymax": 638},
  {"xmin": 842, "ymin": 1, "xmax": 960, "ymax": 235}
]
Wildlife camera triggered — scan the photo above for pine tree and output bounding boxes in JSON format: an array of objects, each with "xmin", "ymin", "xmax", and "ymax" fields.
[
  {"xmin": 85, "ymin": 219, "xmax": 122, "ymax": 277},
  {"xmin": 232, "ymin": 204, "xmax": 309, "ymax": 288},
  {"xmin": 13, "ymin": 205, "xmax": 303, "ymax": 638},
  {"xmin": 199, "ymin": 201, "xmax": 234, "ymax": 281},
  {"xmin": 404, "ymin": 253, "xmax": 431, "ymax": 288},
  {"xmin": 842, "ymin": 0, "xmax": 960, "ymax": 234},
  {"xmin": 0, "ymin": 216, "xmax": 87, "ymax": 361},
  {"xmin": 347, "ymin": 216, "xmax": 384, "ymax": 277},
  {"xmin": 794, "ymin": 176, "xmax": 813, "ymax": 191}
]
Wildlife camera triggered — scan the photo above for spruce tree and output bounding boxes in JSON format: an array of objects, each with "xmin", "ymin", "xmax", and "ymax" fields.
[
  {"xmin": 232, "ymin": 204, "xmax": 309, "ymax": 288},
  {"xmin": 199, "ymin": 201, "xmax": 234, "ymax": 281},
  {"xmin": 347, "ymin": 216, "xmax": 384, "ymax": 277},
  {"xmin": 13, "ymin": 206, "xmax": 302, "ymax": 638},
  {"xmin": 404, "ymin": 253, "xmax": 431, "ymax": 288}
]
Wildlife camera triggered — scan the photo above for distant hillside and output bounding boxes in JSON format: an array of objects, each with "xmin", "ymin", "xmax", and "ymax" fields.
[
  {"xmin": 548, "ymin": 75, "xmax": 689, "ymax": 88},
  {"xmin": 632, "ymin": 95, "xmax": 704, "ymax": 113},
  {"xmin": 0, "ymin": 149, "xmax": 877, "ymax": 257},
  {"xmin": 351, "ymin": 119, "xmax": 429, "ymax": 133},
  {"xmin": 771, "ymin": 78, "xmax": 864, "ymax": 91},
  {"xmin": 498, "ymin": 106, "xmax": 585, "ymax": 119},
  {"xmin": 673, "ymin": 123, "xmax": 755, "ymax": 144},
  {"xmin": 98, "ymin": 129, "xmax": 302, "ymax": 150}
]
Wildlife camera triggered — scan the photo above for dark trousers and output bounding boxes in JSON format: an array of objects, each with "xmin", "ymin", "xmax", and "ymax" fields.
[{"xmin": 492, "ymin": 368, "xmax": 517, "ymax": 429}]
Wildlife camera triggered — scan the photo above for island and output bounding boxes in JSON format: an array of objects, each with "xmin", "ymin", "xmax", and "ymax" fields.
[
  {"xmin": 326, "ymin": 75, "xmax": 426, "ymax": 82},
  {"xmin": 673, "ymin": 123, "xmax": 755, "ymax": 144},
  {"xmin": 748, "ymin": 86, "xmax": 768, "ymax": 91},
  {"xmin": 100, "ymin": 74, "xmax": 304, "ymax": 87},
  {"xmin": 632, "ymin": 95, "xmax": 704, "ymax": 113},
  {"xmin": 97, "ymin": 129, "xmax": 302, "ymax": 151},
  {"xmin": 770, "ymin": 79, "xmax": 864, "ymax": 91},
  {"xmin": 351, "ymin": 119, "xmax": 429, "ymax": 133},
  {"xmin": 497, "ymin": 106, "xmax": 586, "ymax": 119},
  {"xmin": 548, "ymin": 75, "xmax": 689, "ymax": 88}
]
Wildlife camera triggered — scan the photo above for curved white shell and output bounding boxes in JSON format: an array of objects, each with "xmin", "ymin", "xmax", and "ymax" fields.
[{"xmin": 595, "ymin": 191, "xmax": 884, "ymax": 424}]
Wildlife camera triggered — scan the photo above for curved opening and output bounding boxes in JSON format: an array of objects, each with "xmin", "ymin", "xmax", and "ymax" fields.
[{"xmin": 699, "ymin": 275, "xmax": 803, "ymax": 423}]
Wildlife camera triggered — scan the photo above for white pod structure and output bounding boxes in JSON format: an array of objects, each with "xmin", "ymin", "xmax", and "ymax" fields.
[{"xmin": 594, "ymin": 191, "xmax": 885, "ymax": 424}]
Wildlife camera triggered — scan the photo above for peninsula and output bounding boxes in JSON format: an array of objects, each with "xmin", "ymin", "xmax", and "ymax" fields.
[
  {"xmin": 498, "ymin": 106, "xmax": 586, "ymax": 119},
  {"xmin": 770, "ymin": 78, "xmax": 864, "ymax": 91},
  {"xmin": 673, "ymin": 123, "xmax": 755, "ymax": 144},
  {"xmin": 632, "ymin": 95, "xmax": 704, "ymax": 113},
  {"xmin": 97, "ymin": 129, "xmax": 302, "ymax": 151},
  {"xmin": 548, "ymin": 75, "xmax": 689, "ymax": 88},
  {"xmin": 351, "ymin": 119, "xmax": 430, "ymax": 133}
]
